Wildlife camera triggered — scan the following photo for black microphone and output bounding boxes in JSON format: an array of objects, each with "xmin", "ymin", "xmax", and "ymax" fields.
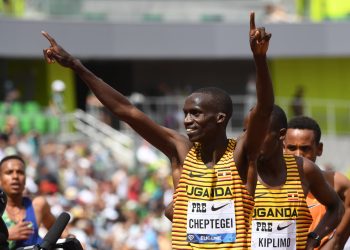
[
  {"xmin": 39, "ymin": 212, "xmax": 71, "ymax": 250},
  {"xmin": 0, "ymin": 189, "xmax": 7, "ymax": 215},
  {"xmin": 0, "ymin": 189, "xmax": 8, "ymax": 250},
  {"xmin": 55, "ymin": 238, "xmax": 84, "ymax": 250}
]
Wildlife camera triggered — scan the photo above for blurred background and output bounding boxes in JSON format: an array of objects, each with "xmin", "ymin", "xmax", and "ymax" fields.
[{"xmin": 1, "ymin": 0, "xmax": 350, "ymax": 249}]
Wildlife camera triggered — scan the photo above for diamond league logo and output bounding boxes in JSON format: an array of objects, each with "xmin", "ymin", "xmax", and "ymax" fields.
[{"xmin": 188, "ymin": 234, "xmax": 195, "ymax": 241}]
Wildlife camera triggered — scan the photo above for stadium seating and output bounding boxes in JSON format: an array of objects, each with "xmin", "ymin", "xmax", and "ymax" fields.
[{"xmin": 0, "ymin": 101, "xmax": 61, "ymax": 135}]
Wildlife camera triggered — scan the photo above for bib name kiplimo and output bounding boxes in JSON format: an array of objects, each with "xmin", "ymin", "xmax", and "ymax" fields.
[{"xmin": 258, "ymin": 237, "xmax": 291, "ymax": 248}]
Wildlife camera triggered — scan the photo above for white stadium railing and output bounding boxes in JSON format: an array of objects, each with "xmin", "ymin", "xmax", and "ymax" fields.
[{"xmin": 58, "ymin": 96, "xmax": 350, "ymax": 172}]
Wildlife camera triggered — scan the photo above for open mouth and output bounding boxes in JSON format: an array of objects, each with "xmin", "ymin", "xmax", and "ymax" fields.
[
  {"xmin": 186, "ymin": 127, "xmax": 198, "ymax": 135},
  {"xmin": 10, "ymin": 183, "xmax": 21, "ymax": 189}
]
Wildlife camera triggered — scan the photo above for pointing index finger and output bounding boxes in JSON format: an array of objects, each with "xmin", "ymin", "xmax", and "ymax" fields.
[
  {"xmin": 41, "ymin": 31, "xmax": 57, "ymax": 46},
  {"xmin": 250, "ymin": 12, "xmax": 256, "ymax": 31}
]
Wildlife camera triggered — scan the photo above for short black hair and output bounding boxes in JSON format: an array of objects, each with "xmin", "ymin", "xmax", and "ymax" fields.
[
  {"xmin": 0, "ymin": 133, "xmax": 8, "ymax": 142},
  {"xmin": 192, "ymin": 87, "xmax": 233, "ymax": 120},
  {"xmin": 288, "ymin": 116, "xmax": 321, "ymax": 144},
  {"xmin": 0, "ymin": 155, "xmax": 25, "ymax": 169},
  {"xmin": 270, "ymin": 105, "xmax": 287, "ymax": 131}
]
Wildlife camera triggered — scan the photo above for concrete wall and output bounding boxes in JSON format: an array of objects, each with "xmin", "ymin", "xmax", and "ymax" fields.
[{"xmin": 1, "ymin": 18, "xmax": 350, "ymax": 59}]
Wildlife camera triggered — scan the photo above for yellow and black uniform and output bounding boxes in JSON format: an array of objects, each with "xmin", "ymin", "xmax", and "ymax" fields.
[
  {"xmin": 172, "ymin": 139, "xmax": 254, "ymax": 249},
  {"xmin": 250, "ymin": 154, "xmax": 312, "ymax": 250}
]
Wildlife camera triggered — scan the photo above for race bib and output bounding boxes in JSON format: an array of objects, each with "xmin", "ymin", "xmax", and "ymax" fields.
[
  {"xmin": 186, "ymin": 200, "xmax": 236, "ymax": 243},
  {"xmin": 251, "ymin": 220, "xmax": 297, "ymax": 250}
]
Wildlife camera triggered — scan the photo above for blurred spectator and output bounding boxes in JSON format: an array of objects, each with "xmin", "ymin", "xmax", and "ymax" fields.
[
  {"xmin": 0, "ymin": 113, "xmax": 172, "ymax": 249},
  {"xmin": 35, "ymin": 137, "xmax": 172, "ymax": 249},
  {"xmin": 112, "ymin": 166, "xmax": 129, "ymax": 201},
  {"xmin": 0, "ymin": 155, "xmax": 62, "ymax": 249},
  {"xmin": 264, "ymin": 3, "xmax": 300, "ymax": 23},
  {"xmin": 0, "ymin": 0, "xmax": 25, "ymax": 17},
  {"xmin": 86, "ymin": 92, "xmax": 112, "ymax": 126},
  {"xmin": 290, "ymin": 86, "xmax": 305, "ymax": 116},
  {"xmin": 0, "ymin": 133, "xmax": 10, "ymax": 160},
  {"xmin": 244, "ymin": 74, "xmax": 256, "ymax": 117},
  {"xmin": 50, "ymin": 80, "xmax": 66, "ymax": 115},
  {"xmin": 3, "ymin": 81, "xmax": 20, "ymax": 105},
  {"xmin": 3, "ymin": 116, "xmax": 19, "ymax": 138}
]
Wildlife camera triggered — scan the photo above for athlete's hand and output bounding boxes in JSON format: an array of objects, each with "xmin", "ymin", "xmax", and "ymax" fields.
[
  {"xmin": 8, "ymin": 220, "xmax": 34, "ymax": 241},
  {"xmin": 249, "ymin": 12, "xmax": 271, "ymax": 56},
  {"xmin": 320, "ymin": 236, "xmax": 341, "ymax": 250},
  {"xmin": 42, "ymin": 31, "xmax": 77, "ymax": 68}
]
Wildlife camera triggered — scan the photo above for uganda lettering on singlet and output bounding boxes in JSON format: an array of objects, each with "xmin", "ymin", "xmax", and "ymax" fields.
[
  {"xmin": 253, "ymin": 207, "xmax": 298, "ymax": 218},
  {"xmin": 172, "ymin": 139, "xmax": 255, "ymax": 250},
  {"xmin": 186, "ymin": 185, "xmax": 233, "ymax": 198},
  {"xmin": 250, "ymin": 154, "xmax": 312, "ymax": 250}
]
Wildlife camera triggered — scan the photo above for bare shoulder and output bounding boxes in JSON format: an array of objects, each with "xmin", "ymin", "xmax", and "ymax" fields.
[
  {"xmin": 291, "ymin": 155, "xmax": 305, "ymax": 176},
  {"xmin": 333, "ymin": 171, "xmax": 350, "ymax": 199},
  {"xmin": 232, "ymin": 135, "xmax": 246, "ymax": 169},
  {"xmin": 333, "ymin": 171, "xmax": 350, "ymax": 186},
  {"xmin": 300, "ymin": 157, "xmax": 342, "ymax": 208},
  {"xmin": 174, "ymin": 132, "xmax": 192, "ymax": 147},
  {"xmin": 233, "ymin": 133, "xmax": 245, "ymax": 156},
  {"xmin": 171, "ymin": 130, "xmax": 193, "ymax": 159},
  {"xmin": 300, "ymin": 155, "xmax": 318, "ymax": 173},
  {"xmin": 322, "ymin": 170, "xmax": 350, "ymax": 193},
  {"xmin": 32, "ymin": 195, "xmax": 49, "ymax": 210},
  {"xmin": 297, "ymin": 155, "xmax": 323, "ymax": 188},
  {"xmin": 32, "ymin": 195, "xmax": 56, "ymax": 229},
  {"xmin": 165, "ymin": 127, "xmax": 192, "ymax": 150},
  {"xmin": 322, "ymin": 170, "xmax": 335, "ymax": 187}
]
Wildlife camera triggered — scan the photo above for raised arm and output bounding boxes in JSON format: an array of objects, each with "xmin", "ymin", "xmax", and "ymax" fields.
[
  {"xmin": 303, "ymin": 160, "xmax": 344, "ymax": 250},
  {"xmin": 234, "ymin": 12, "xmax": 274, "ymax": 190},
  {"xmin": 245, "ymin": 12, "xmax": 274, "ymax": 158},
  {"xmin": 41, "ymin": 31, "xmax": 187, "ymax": 159},
  {"xmin": 321, "ymin": 172, "xmax": 350, "ymax": 250}
]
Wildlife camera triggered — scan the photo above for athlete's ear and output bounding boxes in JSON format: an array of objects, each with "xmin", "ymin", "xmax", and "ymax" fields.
[
  {"xmin": 279, "ymin": 128, "xmax": 287, "ymax": 140},
  {"xmin": 282, "ymin": 140, "xmax": 286, "ymax": 150},
  {"xmin": 316, "ymin": 142, "xmax": 323, "ymax": 157},
  {"xmin": 217, "ymin": 112, "xmax": 226, "ymax": 124}
]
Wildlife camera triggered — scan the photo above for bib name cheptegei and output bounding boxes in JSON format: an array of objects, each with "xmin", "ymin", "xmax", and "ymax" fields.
[{"xmin": 187, "ymin": 200, "xmax": 236, "ymax": 243}]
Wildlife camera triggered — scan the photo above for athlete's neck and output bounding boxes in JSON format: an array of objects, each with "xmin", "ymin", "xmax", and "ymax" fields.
[
  {"xmin": 257, "ymin": 152, "xmax": 286, "ymax": 187},
  {"xmin": 200, "ymin": 137, "xmax": 229, "ymax": 168},
  {"xmin": 6, "ymin": 195, "xmax": 23, "ymax": 208}
]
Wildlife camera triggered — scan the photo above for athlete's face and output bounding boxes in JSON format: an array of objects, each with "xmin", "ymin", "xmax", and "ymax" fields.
[
  {"xmin": 183, "ymin": 93, "xmax": 222, "ymax": 143},
  {"xmin": 284, "ymin": 128, "xmax": 322, "ymax": 163},
  {"xmin": 244, "ymin": 112, "xmax": 283, "ymax": 161},
  {"xmin": 259, "ymin": 114, "xmax": 287, "ymax": 161},
  {"xmin": 258, "ymin": 127, "xmax": 282, "ymax": 161},
  {"xmin": 0, "ymin": 159, "xmax": 26, "ymax": 196}
]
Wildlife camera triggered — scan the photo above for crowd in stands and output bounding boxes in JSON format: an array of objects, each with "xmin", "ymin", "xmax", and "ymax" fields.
[{"xmin": 0, "ymin": 102, "xmax": 173, "ymax": 250}]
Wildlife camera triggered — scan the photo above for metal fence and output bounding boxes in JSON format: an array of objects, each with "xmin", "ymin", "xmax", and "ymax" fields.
[
  {"xmin": 59, "ymin": 95, "xmax": 350, "ymax": 171},
  {"xmin": 123, "ymin": 95, "xmax": 350, "ymax": 136}
]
